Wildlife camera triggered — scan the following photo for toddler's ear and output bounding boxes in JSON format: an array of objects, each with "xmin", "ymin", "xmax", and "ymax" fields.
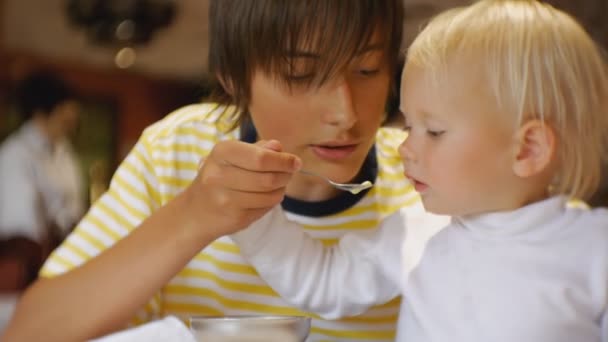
[{"xmin": 512, "ymin": 119, "xmax": 556, "ymax": 178}]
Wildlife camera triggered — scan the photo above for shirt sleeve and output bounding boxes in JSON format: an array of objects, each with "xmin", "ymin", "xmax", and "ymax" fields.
[
  {"xmin": 0, "ymin": 145, "xmax": 45, "ymax": 242},
  {"xmin": 601, "ymin": 311, "xmax": 607, "ymax": 342},
  {"xmin": 230, "ymin": 206, "xmax": 407, "ymax": 319}
]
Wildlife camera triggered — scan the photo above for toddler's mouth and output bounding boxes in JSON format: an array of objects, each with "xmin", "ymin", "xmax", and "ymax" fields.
[
  {"xmin": 405, "ymin": 173, "xmax": 429, "ymax": 193},
  {"xmin": 412, "ymin": 179, "xmax": 428, "ymax": 193}
]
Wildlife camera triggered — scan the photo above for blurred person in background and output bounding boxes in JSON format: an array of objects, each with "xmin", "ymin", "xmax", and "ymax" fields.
[{"xmin": 0, "ymin": 70, "xmax": 85, "ymax": 291}]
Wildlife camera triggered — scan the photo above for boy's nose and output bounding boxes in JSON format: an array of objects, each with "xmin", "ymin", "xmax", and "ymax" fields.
[{"xmin": 321, "ymin": 80, "xmax": 357, "ymax": 129}]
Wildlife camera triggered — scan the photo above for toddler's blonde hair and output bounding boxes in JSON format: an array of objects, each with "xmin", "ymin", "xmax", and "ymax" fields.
[{"xmin": 406, "ymin": 0, "xmax": 608, "ymax": 200}]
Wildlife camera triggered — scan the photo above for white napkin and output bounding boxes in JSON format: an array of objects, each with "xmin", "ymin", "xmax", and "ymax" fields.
[{"xmin": 91, "ymin": 316, "xmax": 197, "ymax": 342}]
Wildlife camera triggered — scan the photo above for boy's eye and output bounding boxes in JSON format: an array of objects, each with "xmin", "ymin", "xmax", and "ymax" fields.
[
  {"xmin": 358, "ymin": 68, "xmax": 380, "ymax": 76},
  {"xmin": 354, "ymin": 61, "xmax": 381, "ymax": 77},
  {"xmin": 352, "ymin": 50, "xmax": 383, "ymax": 77},
  {"xmin": 286, "ymin": 73, "xmax": 314, "ymax": 83},
  {"xmin": 285, "ymin": 57, "xmax": 317, "ymax": 84}
]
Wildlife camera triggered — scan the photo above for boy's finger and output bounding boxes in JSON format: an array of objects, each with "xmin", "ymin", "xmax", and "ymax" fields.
[
  {"xmin": 221, "ymin": 170, "xmax": 294, "ymax": 193},
  {"xmin": 221, "ymin": 141, "xmax": 301, "ymax": 173},
  {"xmin": 256, "ymin": 139, "xmax": 283, "ymax": 152}
]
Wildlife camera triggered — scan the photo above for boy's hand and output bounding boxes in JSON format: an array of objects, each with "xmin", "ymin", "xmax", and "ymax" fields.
[{"xmin": 185, "ymin": 139, "xmax": 301, "ymax": 237}]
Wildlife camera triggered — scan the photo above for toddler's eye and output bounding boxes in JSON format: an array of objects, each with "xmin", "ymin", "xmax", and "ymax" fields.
[{"xmin": 427, "ymin": 130, "xmax": 445, "ymax": 138}]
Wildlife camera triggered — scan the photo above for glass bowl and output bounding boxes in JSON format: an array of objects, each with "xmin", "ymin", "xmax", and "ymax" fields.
[{"xmin": 189, "ymin": 315, "xmax": 311, "ymax": 342}]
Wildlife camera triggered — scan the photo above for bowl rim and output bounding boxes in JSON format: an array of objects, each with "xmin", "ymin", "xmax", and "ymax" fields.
[{"xmin": 189, "ymin": 315, "xmax": 311, "ymax": 322}]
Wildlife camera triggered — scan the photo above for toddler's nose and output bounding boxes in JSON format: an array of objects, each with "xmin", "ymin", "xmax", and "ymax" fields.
[{"xmin": 398, "ymin": 138, "xmax": 417, "ymax": 163}]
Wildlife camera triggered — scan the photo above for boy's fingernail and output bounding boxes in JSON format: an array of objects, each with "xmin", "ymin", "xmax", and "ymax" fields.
[
  {"xmin": 261, "ymin": 139, "xmax": 282, "ymax": 152},
  {"xmin": 293, "ymin": 157, "xmax": 302, "ymax": 171}
]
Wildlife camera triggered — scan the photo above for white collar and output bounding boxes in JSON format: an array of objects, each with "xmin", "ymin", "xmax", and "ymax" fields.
[{"xmin": 454, "ymin": 196, "xmax": 568, "ymax": 238}]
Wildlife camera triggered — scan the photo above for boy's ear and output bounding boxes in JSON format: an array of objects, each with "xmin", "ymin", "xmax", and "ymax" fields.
[{"xmin": 512, "ymin": 119, "xmax": 556, "ymax": 178}]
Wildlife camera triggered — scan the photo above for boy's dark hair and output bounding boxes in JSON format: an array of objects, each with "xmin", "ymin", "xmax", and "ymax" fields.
[
  {"xmin": 15, "ymin": 71, "xmax": 75, "ymax": 121},
  {"xmin": 208, "ymin": 0, "xmax": 404, "ymax": 129}
]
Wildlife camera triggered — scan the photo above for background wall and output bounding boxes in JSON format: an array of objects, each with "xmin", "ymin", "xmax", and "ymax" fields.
[{"xmin": 1, "ymin": 0, "xmax": 209, "ymax": 81}]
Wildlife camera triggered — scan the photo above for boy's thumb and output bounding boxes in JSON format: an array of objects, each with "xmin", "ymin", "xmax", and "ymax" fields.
[{"xmin": 257, "ymin": 139, "xmax": 283, "ymax": 152}]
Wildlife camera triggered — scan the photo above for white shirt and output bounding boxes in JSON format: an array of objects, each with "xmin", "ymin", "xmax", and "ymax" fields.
[
  {"xmin": 0, "ymin": 121, "xmax": 84, "ymax": 243},
  {"xmin": 232, "ymin": 197, "xmax": 608, "ymax": 342}
]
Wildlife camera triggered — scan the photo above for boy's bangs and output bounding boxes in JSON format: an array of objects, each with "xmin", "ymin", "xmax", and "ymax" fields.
[{"xmin": 252, "ymin": 1, "xmax": 391, "ymax": 86}]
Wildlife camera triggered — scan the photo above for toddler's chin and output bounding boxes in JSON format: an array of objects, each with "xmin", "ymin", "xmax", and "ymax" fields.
[{"xmin": 421, "ymin": 201, "xmax": 456, "ymax": 216}]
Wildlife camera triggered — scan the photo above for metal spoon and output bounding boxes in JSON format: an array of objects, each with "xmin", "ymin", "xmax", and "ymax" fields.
[{"xmin": 298, "ymin": 169, "xmax": 373, "ymax": 194}]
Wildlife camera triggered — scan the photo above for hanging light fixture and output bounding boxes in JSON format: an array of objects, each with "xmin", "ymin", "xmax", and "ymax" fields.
[{"xmin": 66, "ymin": 0, "xmax": 176, "ymax": 49}]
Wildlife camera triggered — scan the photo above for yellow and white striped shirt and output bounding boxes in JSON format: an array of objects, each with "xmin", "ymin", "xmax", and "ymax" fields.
[{"xmin": 41, "ymin": 103, "xmax": 419, "ymax": 341}]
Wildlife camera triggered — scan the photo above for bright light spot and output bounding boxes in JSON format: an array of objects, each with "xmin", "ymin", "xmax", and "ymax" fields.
[
  {"xmin": 114, "ymin": 47, "xmax": 136, "ymax": 69},
  {"xmin": 115, "ymin": 20, "xmax": 136, "ymax": 41}
]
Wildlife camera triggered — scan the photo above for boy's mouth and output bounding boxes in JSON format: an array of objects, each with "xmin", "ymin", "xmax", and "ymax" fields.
[{"xmin": 310, "ymin": 143, "xmax": 358, "ymax": 161}]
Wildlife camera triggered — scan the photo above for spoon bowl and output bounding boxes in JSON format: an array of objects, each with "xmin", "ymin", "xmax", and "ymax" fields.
[{"xmin": 298, "ymin": 169, "xmax": 373, "ymax": 194}]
